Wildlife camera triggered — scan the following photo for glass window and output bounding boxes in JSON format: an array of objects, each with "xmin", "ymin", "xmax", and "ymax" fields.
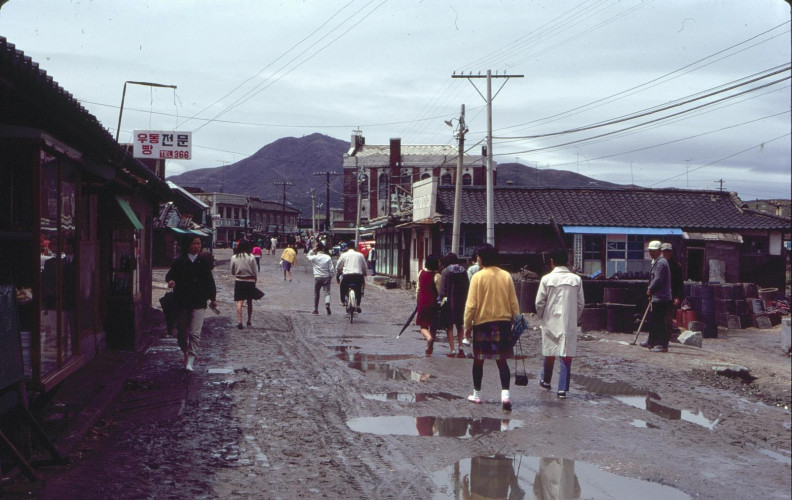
[
  {"xmin": 441, "ymin": 173, "xmax": 452, "ymax": 185},
  {"xmin": 462, "ymin": 173, "xmax": 472, "ymax": 186},
  {"xmin": 360, "ymin": 174, "xmax": 368, "ymax": 200},
  {"xmin": 378, "ymin": 173, "xmax": 388, "ymax": 199}
]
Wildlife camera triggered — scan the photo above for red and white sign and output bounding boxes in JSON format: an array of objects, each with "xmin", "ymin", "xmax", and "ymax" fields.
[{"xmin": 132, "ymin": 130, "xmax": 192, "ymax": 160}]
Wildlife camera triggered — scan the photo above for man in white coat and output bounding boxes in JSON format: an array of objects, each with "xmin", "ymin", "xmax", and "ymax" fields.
[{"xmin": 535, "ymin": 248, "xmax": 585, "ymax": 399}]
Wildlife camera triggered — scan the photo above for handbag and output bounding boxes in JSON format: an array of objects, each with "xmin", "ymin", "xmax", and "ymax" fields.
[
  {"xmin": 253, "ymin": 287, "xmax": 265, "ymax": 300},
  {"xmin": 513, "ymin": 338, "xmax": 529, "ymax": 386}
]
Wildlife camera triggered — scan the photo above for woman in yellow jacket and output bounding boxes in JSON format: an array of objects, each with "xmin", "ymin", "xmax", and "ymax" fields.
[
  {"xmin": 280, "ymin": 241, "xmax": 297, "ymax": 281},
  {"xmin": 464, "ymin": 244, "xmax": 520, "ymax": 411}
]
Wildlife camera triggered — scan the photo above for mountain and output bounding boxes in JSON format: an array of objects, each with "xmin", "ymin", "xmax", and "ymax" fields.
[
  {"xmin": 167, "ymin": 134, "xmax": 626, "ymax": 216},
  {"xmin": 497, "ymin": 162, "xmax": 622, "ymax": 189},
  {"xmin": 167, "ymin": 133, "xmax": 349, "ymax": 216}
]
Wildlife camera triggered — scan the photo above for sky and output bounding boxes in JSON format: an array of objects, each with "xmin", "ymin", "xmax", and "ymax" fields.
[{"xmin": 2, "ymin": 0, "xmax": 790, "ymax": 201}]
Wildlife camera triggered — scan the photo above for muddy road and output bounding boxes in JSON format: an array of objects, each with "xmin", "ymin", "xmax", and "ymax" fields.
[{"xmin": 27, "ymin": 249, "xmax": 792, "ymax": 499}]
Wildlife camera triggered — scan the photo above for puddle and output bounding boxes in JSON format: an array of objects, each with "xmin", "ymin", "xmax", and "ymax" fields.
[
  {"xmin": 347, "ymin": 416, "xmax": 522, "ymax": 437},
  {"xmin": 748, "ymin": 443, "xmax": 792, "ymax": 466},
  {"xmin": 333, "ymin": 346, "xmax": 417, "ymax": 363},
  {"xmin": 363, "ymin": 392, "xmax": 464, "ymax": 403},
  {"xmin": 431, "ymin": 455, "xmax": 692, "ymax": 499},
  {"xmin": 207, "ymin": 368, "xmax": 235, "ymax": 375},
  {"xmin": 630, "ymin": 419, "xmax": 659, "ymax": 429},
  {"xmin": 614, "ymin": 396, "xmax": 719, "ymax": 430},
  {"xmin": 572, "ymin": 375, "xmax": 718, "ymax": 430},
  {"xmin": 348, "ymin": 361, "xmax": 432, "ymax": 382},
  {"xmin": 145, "ymin": 345, "xmax": 182, "ymax": 354}
]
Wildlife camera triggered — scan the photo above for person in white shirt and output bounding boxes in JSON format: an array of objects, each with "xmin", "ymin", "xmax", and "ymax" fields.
[
  {"xmin": 336, "ymin": 240, "xmax": 368, "ymax": 312},
  {"xmin": 535, "ymin": 248, "xmax": 584, "ymax": 399},
  {"xmin": 307, "ymin": 242, "xmax": 335, "ymax": 315}
]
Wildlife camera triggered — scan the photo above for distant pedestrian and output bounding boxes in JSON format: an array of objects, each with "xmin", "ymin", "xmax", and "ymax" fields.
[
  {"xmin": 166, "ymin": 236, "xmax": 217, "ymax": 372},
  {"xmin": 231, "ymin": 240, "xmax": 258, "ymax": 329},
  {"xmin": 464, "ymin": 244, "xmax": 520, "ymax": 411},
  {"xmin": 642, "ymin": 240, "xmax": 673, "ymax": 352},
  {"xmin": 280, "ymin": 241, "xmax": 297, "ymax": 281},
  {"xmin": 416, "ymin": 255, "xmax": 441, "ymax": 355},
  {"xmin": 438, "ymin": 252, "xmax": 469, "ymax": 357},
  {"xmin": 367, "ymin": 243, "xmax": 378, "ymax": 276},
  {"xmin": 466, "ymin": 249, "xmax": 480, "ymax": 281},
  {"xmin": 535, "ymin": 248, "xmax": 584, "ymax": 399},
  {"xmin": 307, "ymin": 242, "xmax": 335, "ymax": 315},
  {"xmin": 270, "ymin": 236, "xmax": 278, "ymax": 256},
  {"xmin": 251, "ymin": 242, "xmax": 263, "ymax": 271}
]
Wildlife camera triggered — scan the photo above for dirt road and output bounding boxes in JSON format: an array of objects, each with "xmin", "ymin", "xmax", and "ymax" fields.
[{"xmin": 29, "ymin": 249, "xmax": 792, "ymax": 499}]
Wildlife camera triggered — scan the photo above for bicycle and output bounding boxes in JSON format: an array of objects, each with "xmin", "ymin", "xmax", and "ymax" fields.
[{"xmin": 347, "ymin": 288, "xmax": 357, "ymax": 323}]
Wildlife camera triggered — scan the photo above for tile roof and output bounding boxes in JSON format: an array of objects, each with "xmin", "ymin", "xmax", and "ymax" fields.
[{"xmin": 435, "ymin": 186, "xmax": 791, "ymax": 231}]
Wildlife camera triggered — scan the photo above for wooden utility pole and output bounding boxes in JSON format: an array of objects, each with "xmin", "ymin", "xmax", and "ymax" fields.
[
  {"xmin": 452, "ymin": 70, "xmax": 523, "ymax": 245},
  {"xmin": 450, "ymin": 104, "xmax": 467, "ymax": 255},
  {"xmin": 310, "ymin": 188, "xmax": 316, "ymax": 233},
  {"xmin": 274, "ymin": 181, "xmax": 293, "ymax": 239},
  {"xmin": 312, "ymin": 171, "xmax": 340, "ymax": 232}
]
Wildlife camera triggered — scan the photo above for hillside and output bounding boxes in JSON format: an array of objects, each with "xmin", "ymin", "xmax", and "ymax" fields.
[{"xmin": 168, "ymin": 134, "xmax": 626, "ymax": 215}]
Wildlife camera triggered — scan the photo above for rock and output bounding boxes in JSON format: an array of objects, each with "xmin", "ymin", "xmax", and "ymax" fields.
[{"xmin": 677, "ymin": 330, "xmax": 703, "ymax": 348}]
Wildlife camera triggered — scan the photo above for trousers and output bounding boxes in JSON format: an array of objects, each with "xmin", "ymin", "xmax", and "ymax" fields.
[{"xmin": 176, "ymin": 308, "xmax": 205, "ymax": 357}]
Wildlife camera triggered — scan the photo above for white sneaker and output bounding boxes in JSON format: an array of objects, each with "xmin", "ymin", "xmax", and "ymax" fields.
[
  {"xmin": 461, "ymin": 338, "xmax": 471, "ymax": 346},
  {"xmin": 186, "ymin": 355, "xmax": 195, "ymax": 372},
  {"xmin": 467, "ymin": 390, "xmax": 482, "ymax": 404}
]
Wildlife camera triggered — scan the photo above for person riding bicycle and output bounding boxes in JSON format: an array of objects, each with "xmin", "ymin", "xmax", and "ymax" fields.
[{"xmin": 336, "ymin": 239, "xmax": 367, "ymax": 313}]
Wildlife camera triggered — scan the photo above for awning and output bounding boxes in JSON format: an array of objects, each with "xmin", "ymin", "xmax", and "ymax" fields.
[
  {"xmin": 115, "ymin": 196, "xmax": 144, "ymax": 230},
  {"xmin": 683, "ymin": 232, "xmax": 743, "ymax": 243},
  {"xmin": 562, "ymin": 226, "xmax": 683, "ymax": 235}
]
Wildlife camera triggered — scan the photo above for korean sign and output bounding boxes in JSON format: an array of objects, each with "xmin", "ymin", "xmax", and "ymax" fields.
[{"xmin": 133, "ymin": 130, "xmax": 192, "ymax": 160}]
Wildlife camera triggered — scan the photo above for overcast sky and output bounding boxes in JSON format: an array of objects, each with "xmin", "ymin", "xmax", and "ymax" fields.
[{"xmin": 2, "ymin": 0, "xmax": 790, "ymax": 200}]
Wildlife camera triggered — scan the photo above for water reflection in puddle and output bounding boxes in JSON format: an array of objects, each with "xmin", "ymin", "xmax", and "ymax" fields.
[
  {"xmin": 431, "ymin": 455, "xmax": 691, "ymax": 500},
  {"xmin": 348, "ymin": 361, "xmax": 432, "ymax": 382},
  {"xmin": 347, "ymin": 416, "xmax": 522, "ymax": 437},
  {"xmin": 572, "ymin": 374, "xmax": 719, "ymax": 430},
  {"xmin": 614, "ymin": 396, "xmax": 719, "ymax": 430},
  {"xmin": 332, "ymin": 346, "xmax": 418, "ymax": 363},
  {"xmin": 363, "ymin": 392, "xmax": 464, "ymax": 403}
]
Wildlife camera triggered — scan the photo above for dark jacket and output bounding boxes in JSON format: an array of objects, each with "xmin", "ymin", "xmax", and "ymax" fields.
[
  {"xmin": 165, "ymin": 253, "xmax": 216, "ymax": 310},
  {"xmin": 438, "ymin": 264, "xmax": 470, "ymax": 327},
  {"xmin": 668, "ymin": 258, "xmax": 684, "ymax": 302}
]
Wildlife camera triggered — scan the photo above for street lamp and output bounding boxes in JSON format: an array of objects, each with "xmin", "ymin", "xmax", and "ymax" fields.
[{"xmin": 115, "ymin": 80, "xmax": 178, "ymax": 143}]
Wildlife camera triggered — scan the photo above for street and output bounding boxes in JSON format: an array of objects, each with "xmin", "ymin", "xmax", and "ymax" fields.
[{"xmin": 19, "ymin": 249, "xmax": 792, "ymax": 499}]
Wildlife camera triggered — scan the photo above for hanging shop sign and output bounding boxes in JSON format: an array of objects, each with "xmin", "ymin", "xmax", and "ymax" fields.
[{"xmin": 133, "ymin": 130, "xmax": 192, "ymax": 160}]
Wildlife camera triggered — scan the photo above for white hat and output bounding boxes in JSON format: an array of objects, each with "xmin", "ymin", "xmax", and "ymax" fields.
[
  {"xmin": 660, "ymin": 242, "xmax": 673, "ymax": 251},
  {"xmin": 647, "ymin": 240, "xmax": 662, "ymax": 250}
]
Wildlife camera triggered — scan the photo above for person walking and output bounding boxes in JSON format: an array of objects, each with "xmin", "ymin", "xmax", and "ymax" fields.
[
  {"xmin": 367, "ymin": 243, "xmax": 378, "ymax": 276},
  {"xmin": 230, "ymin": 240, "xmax": 258, "ymax": 329},
  {"xmin": 307, "ymin": 242, "xmax": 335, "ymax": 315},
  {"xmin": 438, "ymin": 252, "xmax": 469, "ymax": 357},
  {"xmin": 464, "ymin": 244, "xmax": 520, "ymax": 411},
  {"xmin": 336, "ymin": 239, "xmax": 368, "ymax": 312},
  {"xmin": 642, "ymin": 240, "xmax": 673, "ymax": 352},
  {"xmin": 270, "ymin": 236, "xmax": 278, "ymax": 256},
  {"xmin": 466, "ymin": 249, "xmax": 480, "ymax": 281},
  {"xmin": 165, "ymin": 236, "xmax": 217, "ymax": 372},
  {"xmin": 535, "ymin": 248, "xmax": 585, "ymax": 399},
  {"xmin": 251, "ymin": 242, "xmax": 263, "ymax": 272},
  {"xmin": 416, "ymin": 255, "xmax": 441, "ymax": 355},
  {"xmin": 280, "ymin": 240, "xmax": 297, "ymax": 281}
]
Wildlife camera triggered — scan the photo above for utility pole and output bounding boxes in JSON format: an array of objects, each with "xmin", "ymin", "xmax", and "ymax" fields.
[
  {"xmin": 310, "ymin": 188, "xmax": 316, "ymax": 234},
  {"xmin": 274, "ymin": 181, "xmax": 293, "ymax": 240},
  {"xmin": 447, "ymin": 104, "xmax": 468, "ymax": 255},
  {"xmin": 715, "ymin": 179, "xmax": 725, "ymax": 191},
  {"xmin": 313, "ymin": 171, "xmax": 340, "ymax": 232},
  {"xmin": 452, "ymin": 70, "xmax": 523, "ymax": 245}
]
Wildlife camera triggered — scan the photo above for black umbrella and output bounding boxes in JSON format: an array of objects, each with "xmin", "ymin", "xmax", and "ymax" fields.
[{"xmin": 396, "ymin": 306, "xmax": 418, "ymax": 339}]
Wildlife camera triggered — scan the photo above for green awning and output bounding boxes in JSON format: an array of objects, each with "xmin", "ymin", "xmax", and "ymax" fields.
[{"xmin": 115, "ymin": 196, "xmax": 144, "ymax": 230}]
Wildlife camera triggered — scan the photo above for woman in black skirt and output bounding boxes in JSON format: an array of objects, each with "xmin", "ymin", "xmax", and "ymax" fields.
[{"xmin": 230, "ymin": 240, "xmax": 258, "ymax": 329}]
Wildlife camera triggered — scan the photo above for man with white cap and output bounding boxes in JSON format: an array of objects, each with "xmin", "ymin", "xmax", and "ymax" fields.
[{"xmin": 642, "ymin": 240, "xmax": 672, "ymax": 352}]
